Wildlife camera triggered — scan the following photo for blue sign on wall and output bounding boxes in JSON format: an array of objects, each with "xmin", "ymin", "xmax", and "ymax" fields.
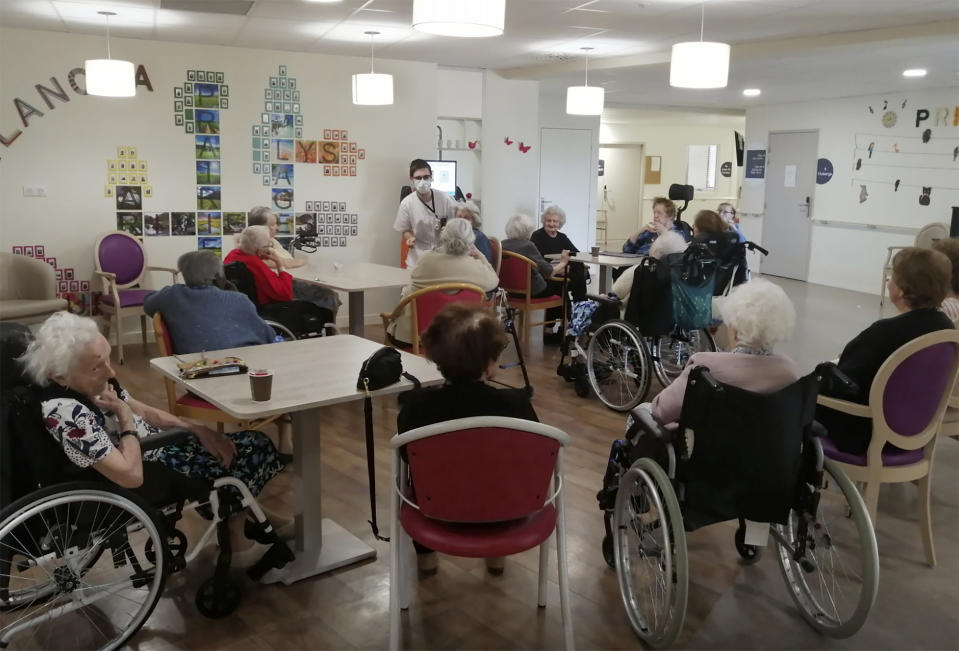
[
  {"xmin": 745, "ymin": 150, "xmax": 766, "ymax": 179},
  {"xmin": 816, "ymin": 158, "xmax": 834, "ymax": 184}
]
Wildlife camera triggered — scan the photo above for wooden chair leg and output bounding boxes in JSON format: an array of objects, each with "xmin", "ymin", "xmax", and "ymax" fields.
[
  {"xmin": 522, "ymin": 310, "xmax": 531, "ymax": 354},
  {"xmin": 140, "ymin": 313, "xmax": 148, "ymax": 351},
  {"xmin": 863, "ymin": 481, "xmax": 880, "ymax": 527},
  {"xmin": 917, "ymin": 474, "xmax": 936, "ymax": 567},
  {"xmin": 114, "ymin": 313, "xmax": 125, "ymax": 365}
]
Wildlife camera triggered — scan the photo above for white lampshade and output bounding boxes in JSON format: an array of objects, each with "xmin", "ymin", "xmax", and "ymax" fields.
[
  {"xmin": 566, "ymin": 85, "xmax": 604, "ymax": 116},
  {"xmin": 412, "ymin": 0, "xmax": 504, "ymax": 37},
  {"xmin": 352, "ymin": 73, "xmax": 393, "ymax": 105},
  {"xmin": 84, "ymin": 58, "xmax": 136, "ymax": 97},
  {"xmin": 669, "ymin": 41, "xmax": 730, "ymax": 89}
]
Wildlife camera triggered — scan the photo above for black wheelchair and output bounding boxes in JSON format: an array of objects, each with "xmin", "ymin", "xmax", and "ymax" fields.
[
  {"xmin": 597, "ymin": 363, "xmax": 879, "ymax": 647},
  {"xmin": 224, "ymin": 260, "xmax": 336, "ymax": 340},
  {"xmin": 0, "ymin": 324, "xmax": 294, "ymax": 649}
]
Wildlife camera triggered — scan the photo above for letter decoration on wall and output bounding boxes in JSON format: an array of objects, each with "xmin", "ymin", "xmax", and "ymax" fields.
[
  {"xmin": 250, "ymin": 66, "xmax": 365, "ymax": 248},
  {"xmin": 294, "ymin": 200, "xmax": 357, "ymax": 249}
]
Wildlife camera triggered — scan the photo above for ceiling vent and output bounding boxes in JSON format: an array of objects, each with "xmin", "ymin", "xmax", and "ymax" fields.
[{"xmin": 160, "ymin": 0, "xmax": 255, "ymax": 16}]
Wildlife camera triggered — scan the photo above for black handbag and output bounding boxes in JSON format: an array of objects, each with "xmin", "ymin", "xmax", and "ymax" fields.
[{"xmin": 357, "ymin": 347, "xmax": 420, "ymax": 542}]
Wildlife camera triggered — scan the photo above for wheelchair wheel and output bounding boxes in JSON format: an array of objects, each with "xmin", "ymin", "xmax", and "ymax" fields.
[
  {"xmin": 650, "ymin": 328, "xmax": 716, "ymax": 388},
  {"xmin": 587, "ymin": 320, "xmax": 652, "ymax": 412},
  {"xmin": 772, "ymin": 458, "xmax": 879, "ymax": 638},
  {"xmin": 613, "ymin": 458, "xmax": 688, "ymax": 648},
  {"xmin": 0, "ymin": 483, "xmax": 167, "ymax": 650}
]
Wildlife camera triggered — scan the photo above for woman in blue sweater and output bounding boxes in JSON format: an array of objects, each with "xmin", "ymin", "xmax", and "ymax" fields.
[{"xmin": 144, "ymin": 250, "xmax": 277, "ymax": 354}]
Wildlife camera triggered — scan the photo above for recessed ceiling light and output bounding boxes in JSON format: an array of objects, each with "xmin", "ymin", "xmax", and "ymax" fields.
[
  {"xmin": 902, "ymin": 68, "xmax": 927, "ymax": 77},
  {"xmin": 743, "ymin": 88, "xmax": 761, "ymax": 97}
]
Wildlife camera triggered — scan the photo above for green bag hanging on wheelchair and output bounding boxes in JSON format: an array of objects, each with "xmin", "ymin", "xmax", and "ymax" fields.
[{"xmin": 668, "ymin": 244, "xmax": 716, "ymax": 330}]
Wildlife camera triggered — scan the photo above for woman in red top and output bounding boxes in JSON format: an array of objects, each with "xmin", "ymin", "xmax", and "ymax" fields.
[{"xmin": 224, "ymin": 225, "xmax": 293, "ymax": 304}]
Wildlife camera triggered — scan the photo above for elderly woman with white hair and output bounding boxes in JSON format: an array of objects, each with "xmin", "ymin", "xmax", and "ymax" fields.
[
  {"xmin": 224, "ymin": 224, "xmax": 294, "ymax": 305},
  {"xmin": 502, "ymin": 214, "xmax": 570, "ymax": 297},
  {"xmin": 389, "ymin": 217, "xmax": 499, "ymax": 345},
  {"xmin": 648, "ymin": 279, "xmax": 801, "ymax": 426},
  {"xmin": 530, "ymin": 205, "xmax": 580, "ymax": 258},
  {"xmin": 144, "ymin": 250, "xmax": 277, "ymax": 354},
  {"xmin": 455, "ymin": 200, "xmax": 494, "ymax": 266},
  {"xmin": 19, "ymin": 311, "xmax": 287, "ymax": 562}
]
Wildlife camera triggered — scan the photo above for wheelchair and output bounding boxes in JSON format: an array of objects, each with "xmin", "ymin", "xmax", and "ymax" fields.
[
  {"xmin": 224, "ymin": 260, "xmax": 336, "ymax": 340},
  {"xmin": 0, "ymin": 323, "xmax": 294, "ymax": 649},
  {"xmin": 597, "ymin": 363, "xmax": 879, "ymax": 647}
]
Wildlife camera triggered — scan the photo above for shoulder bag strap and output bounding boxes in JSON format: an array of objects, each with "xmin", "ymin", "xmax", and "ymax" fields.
[{"xmin": 363, "ymin": 395, "xmax": 390, "ymax": 542}]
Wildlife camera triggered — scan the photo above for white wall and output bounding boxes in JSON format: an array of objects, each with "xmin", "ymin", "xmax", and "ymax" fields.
[
  {"xmin": 0, "ymin": 27, "xmax": 437, "ymax": 332},
  {"xmin": 480, "ymin": 71, "xmax": 540, "ymax": 242},
  {"xmin": 744, "ymin": 87, "xmax": 959, "ymax": 294},
  {"xmin": 600, "ymin": 107, "xmax": 745, "ymax": 248}
]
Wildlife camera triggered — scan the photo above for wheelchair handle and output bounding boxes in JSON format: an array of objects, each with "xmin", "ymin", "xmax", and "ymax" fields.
[
  {"xmin": 744, "ymin": 241, "xmax": 769, "ymax": 256},
  {"xmin": 689, "ymin": 365, "xmax": 722, "ymax": 392},
  {"xmin": 814, "ymin": 361, "xmax": 859, "ymax": 395},
  {"xmin": 140, "ymin": 427, "xmax": 194, "ymax": 452}
]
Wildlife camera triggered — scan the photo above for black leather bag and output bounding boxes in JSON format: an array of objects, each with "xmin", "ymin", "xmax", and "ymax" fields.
[{"xmin": 357, "ymin": 347, "xmax": 419, "ymax": 542}]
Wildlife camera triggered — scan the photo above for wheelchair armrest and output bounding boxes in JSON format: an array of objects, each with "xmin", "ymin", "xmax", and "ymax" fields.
[
  {"xmin": 744, "ymin": 241, "xmax": 768, "ymax": 256},
  {"xmin": 814, "ymin": 361, "xmax": 859, "ymax": 396},
  {"xmin": 586, "ymin": 293, "xmax": 620, "ymax": 305},
  {"xmin": 628, "ymin": 406, "xmax": 671, "ymax": 444},
  {"xmin": 140, "ymin": 427, "xmax": 193, "ymax": 452}
]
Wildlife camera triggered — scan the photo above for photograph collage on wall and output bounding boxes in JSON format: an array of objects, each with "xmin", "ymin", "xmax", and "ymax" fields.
[
  {"xmin": 173, "ymin": 70, "xmax": 228, "ymax": 135},
  {"xmin": 249, "ymin": 66, "xmax": 365, "ymax": 248},
  {"xmin": 297, "ymin": 200, "xmax": 358, "ymax": 248},
  {"xmin": 104, "ymin": 146, "xmax": 151, "ymax": 237},
  {"xmin": 9, "ymin": 244, "xmax": 90, "ymax": 313}
]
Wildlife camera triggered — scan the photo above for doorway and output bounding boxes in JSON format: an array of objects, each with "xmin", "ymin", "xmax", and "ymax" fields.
[
  {"xmin": 761, "ymin": 130, "xmax": 818, "ymax": 280},
  {"xmin": 598, "ymin": 144, "xmax": 645, "ymax": 250},
  {"xmin": 540, "ymin": 128, "xmax": 594, "ymax": 249}
]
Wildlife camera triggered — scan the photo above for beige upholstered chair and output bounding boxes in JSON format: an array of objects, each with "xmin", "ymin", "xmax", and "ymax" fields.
[
  {"xmin": 0, "ymin": 252, "xmax": 68, "ymax": 325},
  {"xmin": 880, "ymin": 222, "xmax": 948, "ymax": 307}
]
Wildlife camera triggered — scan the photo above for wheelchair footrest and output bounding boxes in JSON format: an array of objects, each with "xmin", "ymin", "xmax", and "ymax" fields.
[{"xmin": 246, "ymin": 542, "xmax": 295, "ymax": 583}]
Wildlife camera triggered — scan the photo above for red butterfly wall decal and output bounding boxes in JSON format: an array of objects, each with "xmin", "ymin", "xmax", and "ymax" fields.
[
  {"xmin": 504, "ymin": 137, "xmax": 514, "ymax": 145},
  {"xmin": 468, "ymin": 141, "xmax": 478, "ymax": 149},
  {"xmin": 518, "ymin": 142, "xmax": 531, "ymax": 153}
]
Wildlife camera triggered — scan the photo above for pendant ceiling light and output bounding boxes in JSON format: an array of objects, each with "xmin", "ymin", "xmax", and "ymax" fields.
[
  {"xmin": 412, "ymin": 0, "xmax": 505, "ymax": 38},
  {"xmin": 566, "ymin": 47, "xmax": 604, "ymax": 116},
  {"xmin": 84, "ymin": 11, "xmax": 136, "ymax": 97},
  {"xmin": 352, "ymin": 31, "xmax": 393, "ymax": 106},
  {"xmin": 669, "ymin": 1, "xmax": 729, "ymax": 89}
]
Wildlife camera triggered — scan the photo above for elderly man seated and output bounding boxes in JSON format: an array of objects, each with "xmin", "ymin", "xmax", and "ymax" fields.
[{"xmin": 144, "ymin": 250, "xmax": 277, "ymax": 354}]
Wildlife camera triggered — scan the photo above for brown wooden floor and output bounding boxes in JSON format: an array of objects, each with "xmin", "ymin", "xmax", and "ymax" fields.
[{"xmin": 114, "ymin": 279, "xmax": 958, "ymax": 650}]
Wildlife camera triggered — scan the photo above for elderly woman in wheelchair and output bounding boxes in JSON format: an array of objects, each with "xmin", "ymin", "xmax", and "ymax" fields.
[
  {"xmin": 0, "ymin": 313, "xmax": 292, "ymax": 648},
  {"xmin": 597, "ymin": 280, "xmax": 880, "ymax": 648}
]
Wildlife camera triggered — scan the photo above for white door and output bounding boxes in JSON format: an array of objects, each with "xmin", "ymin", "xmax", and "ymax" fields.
[
  {"xmin": 598, "ymin": 145, "xmax": 645, "ymax": 249},
  {"xmin": 761, "ymin": 130, "xmax": 818, "ymax": 280},
  {"xmin": 540, "ymin": 128, "xmax": 593, "ymax": 250}
]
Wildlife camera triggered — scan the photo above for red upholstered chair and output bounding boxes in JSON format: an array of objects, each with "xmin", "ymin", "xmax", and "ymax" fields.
[
  {"xmin": 388, "ymin": 416, "xmax": 574, "ymax": 650},
  {"xmin": 152, "ymin": 312, "xmax": 281, "ymax": 433},
  {"xmin": 94, "ymin": 231, "xmax": 179, "ymax": 364},
  {"xmin": 488, "ymin": 236, "xmax": 502, "ymax": 275},
  {"xmin": 499, "ymin": 250, "xmax": 564, "ymax": 353},
  {"xmin": 818, "ymin": 329, "xmax": 959, "ymax": 566},
  {"xmin": 379, "ymin": 283, "xmax": 485, "ymax": 354}
]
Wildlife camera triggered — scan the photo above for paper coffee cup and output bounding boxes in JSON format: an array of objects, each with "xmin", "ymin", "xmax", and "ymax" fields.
[
  {"xmin": 591, "ymin": 246, "xmax": 601, "ymax": 256},
  {"xmin": 249, "ymin": 369, "xmax": 274, "ymax": 401}
]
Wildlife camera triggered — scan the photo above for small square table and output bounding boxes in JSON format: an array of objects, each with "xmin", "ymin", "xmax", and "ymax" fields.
[
  {"xmin": 546, "ymin": 251, "xmax": 643, "ymax": 293},
  {"xmin": 290, "ymin": 262, "xmax": 410, "ymax": 337},
  {"xmin": 150, "ymin": 335, "xmax": 442, "ymax": 584}
]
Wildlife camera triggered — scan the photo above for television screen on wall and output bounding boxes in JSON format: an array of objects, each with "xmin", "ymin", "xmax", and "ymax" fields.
[{"xmin": 426, "ymin": 160, "xmax": 457, "ymax": 196}]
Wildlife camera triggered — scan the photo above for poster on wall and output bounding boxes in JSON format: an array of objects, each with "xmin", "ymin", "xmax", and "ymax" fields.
[{"xmin": 744, "ymin": 150, "xmax": 766, "ymax": 179}]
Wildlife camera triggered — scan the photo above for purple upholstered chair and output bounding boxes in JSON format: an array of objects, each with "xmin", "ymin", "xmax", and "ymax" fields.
[
  {"xmin": 93, "ymin": 232, "xmax": 179, "ymax": 364},
  {"xmin": 817, "ymin": 329, "xmax": 959, "ymax": 567}
]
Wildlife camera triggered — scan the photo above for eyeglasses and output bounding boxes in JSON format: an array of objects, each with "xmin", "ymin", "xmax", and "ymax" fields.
[
  {"xmin": 720, "ymin": 209, "xmax": 735, "ymax": 215},
  {"xmin": 412, "ymin": 174, "xmax": 432, "ymax": 181}
]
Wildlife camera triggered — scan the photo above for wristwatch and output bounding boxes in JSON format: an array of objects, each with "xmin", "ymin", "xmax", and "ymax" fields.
[{"xmin": 119, "ymin": 430, "xmax": 139, "ymax": 440}]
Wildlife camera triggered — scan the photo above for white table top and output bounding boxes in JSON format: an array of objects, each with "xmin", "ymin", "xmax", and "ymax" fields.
[
  {"xmin": 290, "ymin": 261, "xmax": 410, "ymax": 292},
  {"xmin": 546, "ymin": 251, "xmax": 644, "ymax": 266},
  {"xmin": 150, "ymin": 335, "xmax": 442, "ymax": 419}
]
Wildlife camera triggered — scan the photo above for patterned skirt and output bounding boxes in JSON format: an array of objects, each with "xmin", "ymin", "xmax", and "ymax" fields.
[{"xmin": 144, "ymin": 430, "xmax": 283, "ymax": 496}]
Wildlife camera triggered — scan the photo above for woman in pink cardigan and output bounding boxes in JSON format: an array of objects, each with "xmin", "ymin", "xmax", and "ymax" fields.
[{"xmin": 650, "ymin": 279, "xmax": 801, "ymax": 426}]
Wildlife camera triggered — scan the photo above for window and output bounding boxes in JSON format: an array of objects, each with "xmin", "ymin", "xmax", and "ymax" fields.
[{"xmin": 686, "ymin": 144, "xmax": 717, "ymax": 191}]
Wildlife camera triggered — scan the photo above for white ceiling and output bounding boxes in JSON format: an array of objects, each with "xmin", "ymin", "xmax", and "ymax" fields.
[{"xmin": 2, "ymin": 0, "xmax": 957, "ymax": 110}]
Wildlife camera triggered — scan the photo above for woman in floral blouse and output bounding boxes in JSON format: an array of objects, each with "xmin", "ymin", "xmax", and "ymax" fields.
[{"xmin": 20, "ymin": 311, "xmax": 286, "ymax": 564}]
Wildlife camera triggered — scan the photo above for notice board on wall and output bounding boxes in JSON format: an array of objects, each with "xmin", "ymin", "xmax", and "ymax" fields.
[{"xmin": 644, "ymin": 155, "xmax": 662, "ymax": 184}]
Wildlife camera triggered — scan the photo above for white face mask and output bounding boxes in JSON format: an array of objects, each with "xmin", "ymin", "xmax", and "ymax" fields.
[{"xmin": 414, "ymin": 178, "xmax": 432, "ymax": 193}]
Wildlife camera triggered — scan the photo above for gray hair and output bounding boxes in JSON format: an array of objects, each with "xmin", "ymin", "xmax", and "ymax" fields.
[
  {"xmin": 541, "ymin": 205, "xmax": 567, "ymax": 228},
  {"xmin": 719, "ymin": 279, "xmax": 795, "ymax": 350},
  {"xmin": 19, "ymin": 311, "xmax": 103, "ymax": 387},
  {"xmin": 178, "ymin": 250, "xmax": 223, "ymax": 287},
  {"xmin": 505, "ymin": 214, "xmax": 536, "ymax": 240},
  {"xmin": 237, "ymin": 225, "xmax": 272, "ymax": 255},
  {"xmin": 455, "ymin": 200, "xmax": 482, "ymax": 228},
  {"xmin": 649, "ymin": 231, "xmax": 688, "ymax": 259},
  {"xmin": 247, "ymin": 206, "xmax": 276, "ymax": 227},
  {"xmin": 437, "ymin": 218, "xmax": 475, "ymax": 256}
]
